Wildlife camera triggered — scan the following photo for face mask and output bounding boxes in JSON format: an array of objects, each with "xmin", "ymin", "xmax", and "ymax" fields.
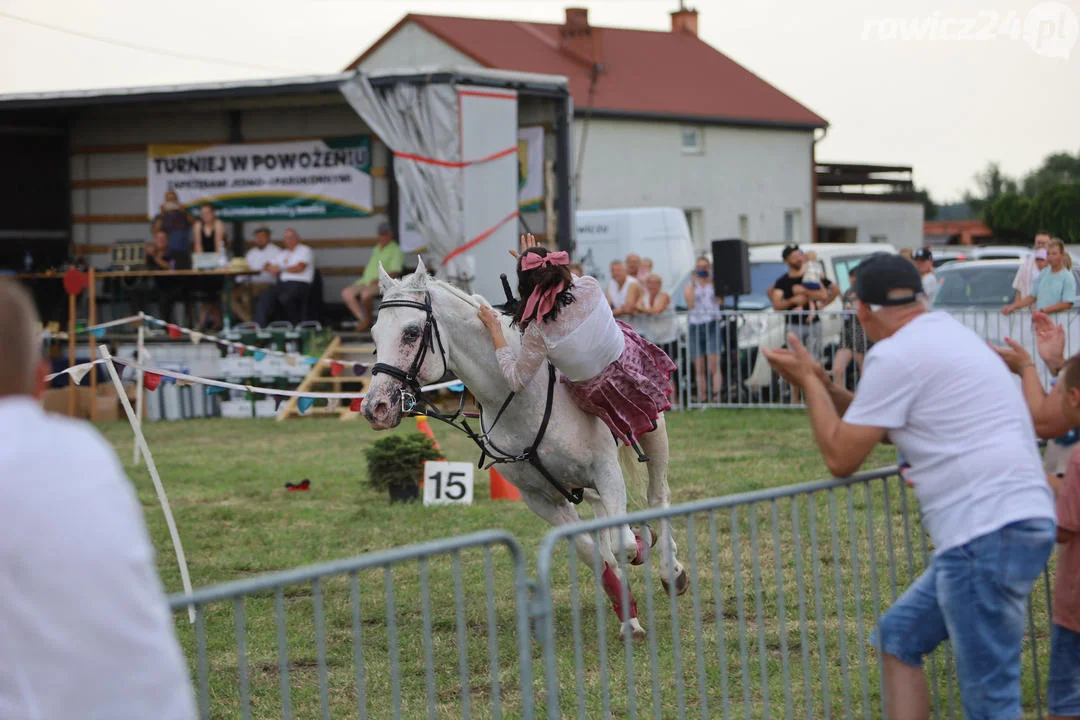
[{"xmin": 695, "ymin": 269, "xmax": 709, "ymax": 278}]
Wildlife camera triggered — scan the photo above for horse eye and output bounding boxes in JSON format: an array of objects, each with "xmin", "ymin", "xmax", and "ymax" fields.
[{"xmin": 402, "ymin": 326, "xmax": 421, "ymax": 343}]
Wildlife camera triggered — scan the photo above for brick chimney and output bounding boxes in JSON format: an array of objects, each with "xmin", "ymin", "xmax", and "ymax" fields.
[
  {"xmin": 671, "ymin": 6, "xmax": 699, "ymax": 36},
  {"xmin": 560, "ymin": 7, "xmax": 603, "ymax": 68}
]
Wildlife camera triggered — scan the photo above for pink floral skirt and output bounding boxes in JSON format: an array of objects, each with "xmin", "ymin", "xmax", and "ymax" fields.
[{"xmin": 564, "ymin": 320, "xmax": 676, "ymax": 445}]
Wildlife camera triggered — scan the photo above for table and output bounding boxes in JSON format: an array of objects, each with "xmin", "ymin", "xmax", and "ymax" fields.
[{"xmin": 19, "ymin": 267, "xmax": 259, "ymax": 420}]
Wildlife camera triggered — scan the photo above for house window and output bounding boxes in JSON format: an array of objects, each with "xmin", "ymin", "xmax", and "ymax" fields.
[
  {"xmin": 681, "ymin": 126, "xmax": 703, "ymax": 154},
  {"xmin": 739, "ymin": 215, "xmax": 750, "ymax": 244},
  {"xmin": 784, "ymin": 209, "xmax": 802, "ymax": 245},
  {"xmin": 870, "ymin": 235, "xmax": 888, "ymax": 244}
]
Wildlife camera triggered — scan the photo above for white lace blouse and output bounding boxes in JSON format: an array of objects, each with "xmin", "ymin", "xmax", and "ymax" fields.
[{"xmin": 495, "ymin": 275, "xmax": 625, "ymax": 390}]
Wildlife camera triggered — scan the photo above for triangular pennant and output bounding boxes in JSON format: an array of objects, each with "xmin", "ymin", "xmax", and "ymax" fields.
[
  {"xmin": 353, "ymin": 363, "xmax": 368, "ymax": 376},
  {"xmin": 67, "ymin": 362, "xmax": 93, "ymax": 386},
  {"xmin": 326, "ymin": 397, "xmax": 340, "ymax": 412},
  {"xmin": 89, "ymin": 327, "xmax": 106, "ymax": 339},
  {"xmin": 253, "ymin": 350, "xmax": 267, "ymax": 361},
  {"xmin": 349, "ymin": 397, "xmax": 363, "ymax": 412},
  {"xmin": 175, "ymin": 379, "xmax": 194, "ymax": 388},
  {"xmin": 236, "ymin": 344, "xmax": 247, "ymax": 356},
  {"xmin": 273, "ymin": 395, "xmax": 286, "ymax": 410},
  {"xmin": 297, "ymin": 397, "xmax": 315, "ymax": 414},
  {"xmin": 190, "ymin": 331, "xmax": 203, "ymax": 345},
  {"xmin": 301, "ymin": 356, "xmax": 317, "ymax": 366},
  {"xmin": 160, "ymin": 375, "xmax": 177, "ymax": 385},
  {"xmin": 143, "ymin": 372, "xmax": 163, "ymax": 391},
  {"xmin": 205, "ymin": 385, "xmax": 227, "ymax": 395},
  {"xmin": 330, "ymin": 361, "xmax": 344, "ymax": 377},
  {"xmin": 285, "ymin": 355, "xmax": 298, "ymax": 367},
  {"xmin": 166, "ymin": 324, "xmax": 183, "ymax": 339},
  {"xmin": 449, "ymin": 382, "xmax": 465, "ymax": 393}
]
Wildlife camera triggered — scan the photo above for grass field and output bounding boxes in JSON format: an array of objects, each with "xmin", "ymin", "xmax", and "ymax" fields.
[{"xmin": 96, "ymin": 409, "xmax": 1054, "ymax": 719}]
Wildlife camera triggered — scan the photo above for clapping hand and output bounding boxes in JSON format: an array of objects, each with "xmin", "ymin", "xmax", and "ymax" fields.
[
  {"xmin": 761, "ymin": 332, "xmax": 821, "ymax": 388},
  {"xmin": 1033, "ymin": 311, "xmax": 1066, "ymax": 371},
  {"xmin": 990, "ymin": 337, "xmax": 1034, "ymax": 375}
]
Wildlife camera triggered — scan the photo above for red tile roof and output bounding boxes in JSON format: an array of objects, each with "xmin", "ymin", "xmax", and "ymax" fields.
[{"xmin": 347, "ymin": 13, "xmax": 827, "ymax": 130}]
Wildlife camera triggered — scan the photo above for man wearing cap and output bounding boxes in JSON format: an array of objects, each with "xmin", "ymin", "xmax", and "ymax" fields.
[
  {"xmin": 770, "ymin": 245, "xmax": 838, "ymax": 361},
  {"xmin": 912, "ymin": 248, "xmax": 939, "ymax": 304},
  {"xmin": 342, "ymin": 221, "xmax": 404, "ymax": 331},
  {"xmin": 1011, "ymin": 232, "xmax": 1052, "ymax": 308},
  {"xmin": 762, "ymin": 252, "xmax": 1056, "ymax": 720}
]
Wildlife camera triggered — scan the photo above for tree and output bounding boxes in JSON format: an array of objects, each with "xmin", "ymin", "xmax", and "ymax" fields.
[
  {"xmin": 913, "ymin": 186, "xmax": 938, "ymax": 220},
  {"xmin": 984, "ymin": 193, "xmax": 1036, "ymax": 243},
  {"xmin": 1033, "ymin": 182, "xmax": 1080, "ymax": 243},
  {"xmin": 963, "ymin": 161, "xmax": 1018, "ymax": 215},
  {"xmin": 1022, "ymin": 151, "xmax": 1080, "ymax": 198}
]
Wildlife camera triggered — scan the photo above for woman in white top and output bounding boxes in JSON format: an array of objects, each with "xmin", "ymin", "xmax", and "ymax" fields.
[
  {"xmin": 479, "ymin": 238, "xmax": 676, "ymax": 450},
  {"xmin": 683, "ymin": 257, "xmax": 723, "ymax": 403}
]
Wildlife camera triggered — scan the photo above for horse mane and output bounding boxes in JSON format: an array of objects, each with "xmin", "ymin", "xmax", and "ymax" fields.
[{"xmin": 383, "ymin": 269, "xmax": 485, "ymax": 309}]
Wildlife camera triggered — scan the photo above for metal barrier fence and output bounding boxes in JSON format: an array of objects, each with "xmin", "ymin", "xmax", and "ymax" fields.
[
  {"xmin": 533, "ymin": 468, "xmax": 1054, "ymax": 719},
  {"xmin": 169, "ymin": 531, "xmax": 534, "ymax": 720},
  {"xmin": 660, "ymin": 308, "xmax": 1078, "ymax": 410},
  {"xmin": 172, "ymin": 469, "xmax": 1056, "ymax": 719}
]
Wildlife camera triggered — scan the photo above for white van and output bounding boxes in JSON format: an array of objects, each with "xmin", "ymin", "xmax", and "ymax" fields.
[{"xmin": 575, "ymin": 207, "xmax": 695, "ymax": 292}]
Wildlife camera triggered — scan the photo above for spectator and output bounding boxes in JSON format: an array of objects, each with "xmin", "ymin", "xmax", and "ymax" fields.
[
  {"xmin": 832, "ymin": 266, "xmax": 872, "ymax": 389},
  {"xmin": 606, "ymin": 260, "xmax": 642, "ymax": 318},
  {"xmin": 255, "ymin": 228, "xmax": 314, "ymax": 326},
  {"xmin": 770, "ymin": 244, "xmax": 838, "ymax": 363},
  {"xmin": 0, "ymin": 278, "xmax": 196, "ymax": 719},
  {"xmin": 341, "ymin": 222, "xmax": 404, "ymax": 332},
  {"xmin": 1012, "ymin": 232, "xmax": 1053, "ymax": 307},
  {"xmin": 626, "ymin": 253, "xmax": 648, "ymax": 284},
  {"xmin": 763, "ymin": 252, "xmax": 1055, "ymax": 720},
  {"xmin": 151, "ymin": 190, "xmax": 195, "ymax": 268},
  {"xmin": 684, "ymin": 257, "xmax": 722, "ymax": 402},
  {"xmin": 913, "ymin": 248, "xmax": 939, "ymax": 304},
  {"xmin": 899, "ymin": 248, "xmax": 914, "ymax": 261},
  {"xmin": 639, "ymin": 272, "xmax": 678, "ymax": 395},
  {"xmin": 800, "ymin": 249, "xmax": 825, "ymax": 320},
  {"xmin": 640, "ymin": 257, "xmax": 654, "ymax": 281},
  {"xmin": 231, "ymin": 227, "xmax": 281, "ymax": 324},
  {"xmin": 1004, "ymin": 237, "xmax": 1076, "ymax": 316},
  {"xmin": 144, "ymin": 229, "xmax": 182, "ymax": 323},
  {"xmin": 192, "ymin": 203, "xmax": 226, "ymax": 255}
]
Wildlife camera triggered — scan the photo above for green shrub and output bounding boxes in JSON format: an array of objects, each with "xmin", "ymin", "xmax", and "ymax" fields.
[{"xmin": 363, "ymin": 433, "xmax": 442, "ymax": 491}]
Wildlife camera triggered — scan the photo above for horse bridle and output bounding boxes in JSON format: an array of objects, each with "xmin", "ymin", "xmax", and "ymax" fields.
[
  {"xmin": 367, "ymin": 292, "xmax": 584, "ymax": 505},
  {"xmin": 369, "ymin": 294, "xmax": 448, "ymax": 415}
]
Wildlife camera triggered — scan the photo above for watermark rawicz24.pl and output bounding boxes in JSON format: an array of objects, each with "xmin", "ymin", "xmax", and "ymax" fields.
[{"xmin": 862, "ymin": 2, "xmax": 1079, "ymax": 58}]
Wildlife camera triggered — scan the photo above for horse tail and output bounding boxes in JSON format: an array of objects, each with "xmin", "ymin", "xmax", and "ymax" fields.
[{"xmin": 618, "ymin": 444, "xmax": 649, "ymax": 510}]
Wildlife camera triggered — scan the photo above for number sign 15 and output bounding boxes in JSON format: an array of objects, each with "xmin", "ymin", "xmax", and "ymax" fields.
[{"xmin": 423, "ymin": 461, "xmax": 474, "ymax": 506}]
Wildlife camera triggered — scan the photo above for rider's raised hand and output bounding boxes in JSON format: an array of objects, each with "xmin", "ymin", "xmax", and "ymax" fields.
[{"xmin": 509, "ymin": 233, "xmax": 540, "ymax": 260}]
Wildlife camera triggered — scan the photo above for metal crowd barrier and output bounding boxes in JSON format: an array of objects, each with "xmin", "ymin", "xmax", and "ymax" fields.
[
  {"xmin": 171, "ymin": 469, "xmax": 1055, "ymax": 719},
  {"xmin": 658, "ymin": 308, "xmax": 1079, "ymax": 410},
  {"xmin": 169, "ymin": 531, "xmax": 534, "ymax": 720}
]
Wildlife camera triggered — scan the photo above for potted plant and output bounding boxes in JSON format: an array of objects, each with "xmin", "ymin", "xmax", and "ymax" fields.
[{"xmin": 364, "ymin": 432, "xmax": 442, "ymax": 503}]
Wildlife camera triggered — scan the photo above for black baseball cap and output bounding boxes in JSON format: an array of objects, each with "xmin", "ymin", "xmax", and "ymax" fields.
[
  {"xmin": 913, "ymin": 248, "xmax": 933, "ymax": 261},
  {"xmin": 781, "ymin": 244, "xmax": 800, "ymax": 260},
  {"xmin": 853, "ymin": 253, "xmax": 925, "ymax": 306}
]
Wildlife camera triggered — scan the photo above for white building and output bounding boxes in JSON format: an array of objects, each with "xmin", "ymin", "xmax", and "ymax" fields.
[
  {"xmin": 815, "ymin": 163, "xmax": 925, "ymax": 250},
  {"xmin": 350, "ymin": 7, "xmax": 829, "ymax": 255}
]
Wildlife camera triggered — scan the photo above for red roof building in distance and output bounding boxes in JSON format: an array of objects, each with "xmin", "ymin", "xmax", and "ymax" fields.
[{"xmin": 347, "ymin": 7, "xmax": 827, "ymax": 131}]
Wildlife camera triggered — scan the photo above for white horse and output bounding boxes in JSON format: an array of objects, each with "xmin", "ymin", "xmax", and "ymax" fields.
[{"xmin": 360, "ymin": 261, "xmax": 687, "ymax": 638}]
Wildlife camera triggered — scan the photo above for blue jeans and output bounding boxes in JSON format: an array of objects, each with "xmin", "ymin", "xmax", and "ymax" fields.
[
  {"xmin": 871, "ymin": 519, "xmax": 1055, "ymax": 720},
  {"xmin": 1049, "ymin": 623, "xmax": 1080, "ymax": 716}
]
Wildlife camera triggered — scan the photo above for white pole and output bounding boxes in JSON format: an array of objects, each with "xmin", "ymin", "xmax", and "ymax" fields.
[
  {"xmin": 99, "ymin": 343, "xmax": 195, "ymax": 623},
  {"xmin": 134, "ymin": 311, "xmax": 145, "ymax": 464}
]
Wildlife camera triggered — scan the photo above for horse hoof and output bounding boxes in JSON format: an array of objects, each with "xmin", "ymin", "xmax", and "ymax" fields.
[
  {"xmin": 620, "ymin": 618, "xmax": 646, "ymax": 640},
  {"xmin": 661, "ymin": 569, "xmax": 690, "ymax": 597}
]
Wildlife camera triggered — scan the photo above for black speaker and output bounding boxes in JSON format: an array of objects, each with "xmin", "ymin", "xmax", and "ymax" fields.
[{"xmin": 711, "ymin": 238, "xmax": 751, "ymax": 297}]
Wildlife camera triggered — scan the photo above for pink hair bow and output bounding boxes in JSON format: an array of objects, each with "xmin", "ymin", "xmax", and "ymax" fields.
[{"xmin": 520, "ymin": 251, "xmax": 570, "ymax": 322}]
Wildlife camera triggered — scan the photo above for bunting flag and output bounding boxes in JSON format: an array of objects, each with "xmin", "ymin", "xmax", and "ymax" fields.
[
  {"xmin": 253, "ymin": 350, "xmax": 267, "ymax": 361},
  {"xmin": 190, "ymin": 332, "xmax": 203, "ymax": 345},
  {"xmin": 205, "ymin": 385, "xmax": 226, "ymax": 396},
  {"xmin": 285, "ymin": 356, "xmax": 298, "ymax": 367},
  {"xmin": 273, "ymin": 396, "xmax": 286, "ymax": 410},
  {"xmin": 143, "ymin": 372, "xmax": 163, "ymax": 391},
  {"xmin": 350, "ymin": 397, "xmax": 363, "ymax": 412},
  {"xmin": 353, "ymin": 363, "xmax": 368, "ymax": 376},
  {"xmin": 449, "ymin": 382, "xmax": 466, "ymax": 393},
  {"xmin": 330, "ymin": 361, "xmax": 344, "ymax": 377},
  {"xmin": 67, "ymin": 362, "xmax": 94, "ymax": 386},
  {"xmin": 297, "ymin": 397, "xmax": 315, "ymax": 414},
  {"xmin": 301, "ymin": 356, "xmax": 317, "ymax": 366},
  {"xmin": 326, "ymin": 397, "xmax": 340, "ymax": 412},
  {"xmin": 166, "ymin": 324, "xmax": 184, "ymax": 339},
  {"xmin": 89, "ymin": 327, "xmax": 106, "ymax": 339},
  {"xmin": 160, "ymin": 376, "xmax": 177, "ymax": 386}
]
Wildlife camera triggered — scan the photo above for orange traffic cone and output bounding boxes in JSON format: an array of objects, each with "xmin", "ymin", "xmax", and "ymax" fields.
[
  {"xmin": 415, "ymin": 415, "xmax": 443, "ymax": 456},
  {"xmin": 489, "ymin": 467, "xmax": 521, "ymax": 501}
]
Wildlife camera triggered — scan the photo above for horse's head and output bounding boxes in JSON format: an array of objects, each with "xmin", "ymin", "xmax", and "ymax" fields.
[{"xmin": 361, "ymin": 259, "xmax": 447, "ymax": 429}]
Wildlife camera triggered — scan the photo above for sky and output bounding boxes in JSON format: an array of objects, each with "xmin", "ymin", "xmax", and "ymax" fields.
[{"xmin": 0, "ymin": 0, "xmax": 1077, "ymax": 202}]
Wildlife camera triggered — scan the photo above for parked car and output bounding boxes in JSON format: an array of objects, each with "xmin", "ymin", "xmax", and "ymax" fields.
[
  {"xmin": 931, "ymin": 245, "xmax": 1080, "ymax": 269},
  {"xmin": 575, "ymin": 207, "xmax": 695, "ymax": 294}
]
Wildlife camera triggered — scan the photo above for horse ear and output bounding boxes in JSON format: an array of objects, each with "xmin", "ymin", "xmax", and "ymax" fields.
[
  {"xmin": 415, "ymin": 256, "xmax": 428, "ymax": 277},
  {"xmin": 378, "ymin": 263, "xmax": 398, "ymax": 293}
]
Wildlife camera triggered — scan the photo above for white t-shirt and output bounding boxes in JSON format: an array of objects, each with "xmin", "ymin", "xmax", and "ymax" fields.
[
  {"xmin": 278, "ymin": 243, "xmax": 315, "ymax": 284},
  {"xmin": 1013, "ymin": 256, "xmax": 1039, "ymax": 298},
  {"xmin": 0, "ymin": 396, "xmax": 195, "ymax": 720},
  {"xmin": 843, "ymin": 312, "xmax": 1055, "ymax": 555},
  {"xmin": 921, "ymin": 271, "xmax": 939, "ymax": 303},
  {"xmin": 605, "ymin": 276, "xmax": 639, "ymax": 310},
  {"xmin": 244, "ymin": 243, "xmax": 283, "ymax": 284}
]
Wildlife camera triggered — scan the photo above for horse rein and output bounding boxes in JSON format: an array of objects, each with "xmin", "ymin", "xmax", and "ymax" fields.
[{"xmin": 368, "ymin": 292, "xmax": 584, "ymax": 505}]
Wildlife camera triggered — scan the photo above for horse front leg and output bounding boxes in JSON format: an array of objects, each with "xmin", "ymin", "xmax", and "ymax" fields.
[
  {"xmin": 586, "ymin": 477, "xmax": 646, "ymax": 640},
  {"xmin": 639, "ymin": 414, "xmax": 688, "ymax": 596}
]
